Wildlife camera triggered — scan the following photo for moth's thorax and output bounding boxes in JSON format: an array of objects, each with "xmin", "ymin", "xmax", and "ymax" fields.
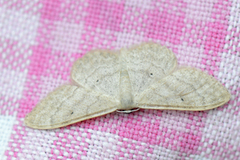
[{"xmin": 118, "ymin": 66, "xmax": 136, "ymax": 111}]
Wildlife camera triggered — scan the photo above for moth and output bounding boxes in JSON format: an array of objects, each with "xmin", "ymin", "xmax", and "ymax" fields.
[{"xmin": 25, "ymin": 43, "xmax": 231, "ymax": 129}]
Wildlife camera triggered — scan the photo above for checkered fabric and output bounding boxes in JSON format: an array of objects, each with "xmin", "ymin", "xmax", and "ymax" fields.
[{"xmin": 0, "ymin": 0, "xmax": 239, "ymax": 159}]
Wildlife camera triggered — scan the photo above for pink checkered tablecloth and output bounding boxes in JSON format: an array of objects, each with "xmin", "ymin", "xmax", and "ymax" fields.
[{"xmin": 0, "ymin": 0, "xmax": 239, "ymax": 159}]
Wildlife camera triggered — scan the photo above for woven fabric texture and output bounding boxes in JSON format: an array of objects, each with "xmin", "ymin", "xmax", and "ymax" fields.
[{"xmin": 0, "ymin": 0, "xmax": 239, "ymax": 159}]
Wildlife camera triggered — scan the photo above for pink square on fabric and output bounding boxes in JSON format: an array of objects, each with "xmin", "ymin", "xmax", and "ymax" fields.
[
  {"xmin": 141, "ymin": 0, "xmax": 187, "ymax": 45},
  {"xmin": 83, "ymin": 0, "xmax": 125, "ymax": 32}
]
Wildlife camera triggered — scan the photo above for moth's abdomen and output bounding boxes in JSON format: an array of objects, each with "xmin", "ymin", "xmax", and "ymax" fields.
[{"xmin": 119, "ymin": 69, "xmax": 135, "ymax": 110}]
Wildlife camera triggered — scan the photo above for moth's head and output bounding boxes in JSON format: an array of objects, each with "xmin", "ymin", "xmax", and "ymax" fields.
[{"xmin": 118, "ymin": 97, "xmax": 138, "ymax": 113}]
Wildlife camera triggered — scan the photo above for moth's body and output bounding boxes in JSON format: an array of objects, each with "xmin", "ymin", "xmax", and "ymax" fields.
[
  {"xmin": 24, "ymin": 43, "xmax": 231, "ymax": 129},
  {"xmin": 119, "ymin": 53, "xmax": 136, "ymax": 111},
  {"xmin": 119, "ymin": 69, "xmax": 135, "ymax": 111}
]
